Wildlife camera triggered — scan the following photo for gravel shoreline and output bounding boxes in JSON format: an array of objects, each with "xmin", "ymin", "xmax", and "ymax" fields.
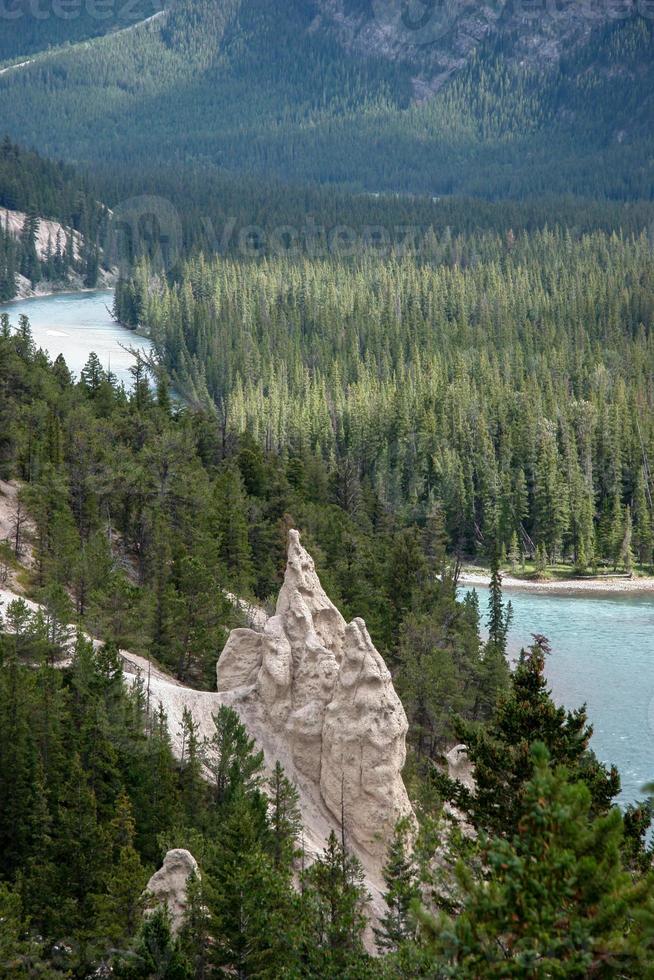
[{"xmin": 459, "ymin": 570, "xmax": 654, "ymax": 595}]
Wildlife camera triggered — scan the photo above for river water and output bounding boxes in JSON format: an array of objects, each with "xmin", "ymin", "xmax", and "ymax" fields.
[
  {"xmin": 471, "ymin": 584, "xmax": 654, "ymax": 807},
  {"xmin": 0, "ymin": 289, "xmax": 153, "ymax": 388},
  {"xmin": 2, "ymin": 290, "xmax": 653, "ymax": 807}
]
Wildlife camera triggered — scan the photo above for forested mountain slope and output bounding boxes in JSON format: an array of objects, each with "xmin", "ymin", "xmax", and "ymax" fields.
[
  {"xmin": 0, "ymin": 0, "xmax": 651, "ymax": 198},
  {"xmin": 0, "ymin": 0, "xmax": 164, "ymax": 63},
  {"xmin": 0, "ymin": 139, "xmax": 107, "ymax": 297}
]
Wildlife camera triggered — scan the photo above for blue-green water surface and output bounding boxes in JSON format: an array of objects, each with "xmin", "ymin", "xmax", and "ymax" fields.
[
  {"xmin": 470, "ymin": 584, "xmax": 654, "ymax": 807},
  {"xmin": 1, "ymin": 289, "xmax": 152, "ymax": 388}
]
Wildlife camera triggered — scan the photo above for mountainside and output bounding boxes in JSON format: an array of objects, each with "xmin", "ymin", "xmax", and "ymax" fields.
[
  {"xmin": 0, "ymin": 0, "xmax": 164, "ymax": 63},
  {"xmin": 0, "ymin": 0, "xmax": 651, "ymax": 198},
  {"xmin": 0, "ymin": 139, "xmax": 108, "ymax": 298},
  {"xmin": 316, "ymin": 0, "xmax": 638, "ymax": 90}
]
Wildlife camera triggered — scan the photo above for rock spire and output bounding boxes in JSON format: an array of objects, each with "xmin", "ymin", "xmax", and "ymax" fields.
[{"xmin": 217, "ymin": 530, "xmax": 413, "ymax": 857}]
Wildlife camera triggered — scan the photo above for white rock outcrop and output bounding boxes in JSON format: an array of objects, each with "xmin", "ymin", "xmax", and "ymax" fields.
[
  {"xmin": 216, "ymin": 530, "xmax": 413, "ymax": 858},
  {"xmin": 145, "ymin": 849, "xmax": 199, "ymax": 935},
  {"xmin": 1, "ymin": 208, "xmax": 81, "ymax": 261},
  {"xmin": 446, "ymin": 743, "xmax": 475, "ymax": 792}
]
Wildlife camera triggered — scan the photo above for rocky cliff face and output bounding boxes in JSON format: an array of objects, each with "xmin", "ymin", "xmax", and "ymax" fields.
[
  {"xmin": 0, "ymin": 208, "xmax": 81, "ymax": 262},
  {"xmin": 312, "ymin": 0, "xmax": 637, "ymax": 93},
  {"xmin": 217, "ymin": 529, "xmax": 413, "ymax": 859}
]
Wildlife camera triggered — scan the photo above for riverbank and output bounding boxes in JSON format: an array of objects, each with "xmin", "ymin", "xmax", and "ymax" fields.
[
  {"xmin": 460, "ymin": 567, "xmax": 654, "ymax": 594},
  {"xmin": 8, "ymin": 268, "xmax": 117, "ymax": 302}
]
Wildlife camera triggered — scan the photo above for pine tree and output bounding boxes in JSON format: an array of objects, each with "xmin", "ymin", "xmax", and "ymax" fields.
[
  {"xmin": 633, "ymin": 468, "xmax": 653, "ymax": 569},
  {"xmin": 20, "ymin": 758, "xmax": 58, "ymax": 936},
  {"xmin": 533, "ymin": 428, "xmax": 569, "ymax": 562},
  {"xmin": 94, "ymin": 844, "xmax": 148, "ymax": 946},
  {"xmin": 534, "ymin": 541, "xmax": 548, "ymax": 575},
  {"xmin": 135, "ymin": 704, "xmax": 180, "ymax": 861},
  {"xmin": 80, "ymin": 352, "xmax": 107, "ymax": 396},
  {"xmin": 375, "ymin": 818, "xmax": 419, "ymax": 953},
  {"xmin": 301, "ymin": 831, "xmax": 370, "ymax": 975},
  {"xmin": 178, "ymin": 707, "xmax": 206, "ymax": 825},
  {"xmin": 130, "ymin": 356, "xmax": 152, "ymax": 413},
  {"xmin": 419, "ymin": 744, "xmax": 654, "ymax": 977},
  {"xmin": 207, "ymin": 788, "xmax": 299, "ymax": 978},
  {"xmin": 620, "ymin": 504, "xmax": 634, "ymax": 573},
  {"xmin": 179, "ymin": 872, "xmax": 212, "ymax": 980},
  {"xmin": 267, "ymin": 761, "xmax": 302, "ymax": 871},
  {"xmin": 19, "ymin": 209, "xmax": 40, "ymax": 283},
  {"xmin": 436, "ymin": 637, "xmax": 620, "ymax": 839},
  {"xmin": 0, "ymin": 882, "xmax": 52, "ymax": 979},
  {"xmin": 212, "ymin": 465, "xmax": 254, "ymax": 594},
  {"xmin": 609, "ymin": 491, "xmax": 625, "ymax": 570},
  {"xmin": 115, "ymin": 906, "xmax": 189, "ymax": 979},
  {"xmin": 0, "ymin": 637, "xmax": 35, "ymax": 876},
  {"xmin": 205, "ymin": 705, "xmax": 264, "ymax": 808},
  {"xmin": 55, "ymin": 753, "xmax": 107, "ymax": 922},
  {"xmin": 94, "ymin": 791, "xmax": 148, "ymax": 944},
  {"xmin": 424, "ymin": 499, "xmax": 449, "ymax": 577},
  {"xmin": 507, "ymin": 530, "xmax": 520, "ymax": 572}
]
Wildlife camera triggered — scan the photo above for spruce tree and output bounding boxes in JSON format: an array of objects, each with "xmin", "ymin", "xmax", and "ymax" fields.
[
  {"xmin": 419, "ymin": 744, "xmax": 654, "ymax": 977},
  {"xmin": 486, "ymin": 550, "xmax": 512, "ymax": 658},
  {"xmin": 267, "ymin": 761, "xmax": 302, "ymax": 871},
  {"xmin": 436, "ymin": 637, "xmax": 620, "ymax": 838},
  {"xmin": 375, "ymin": 818, "xmax": 420, "ymax": 954}
]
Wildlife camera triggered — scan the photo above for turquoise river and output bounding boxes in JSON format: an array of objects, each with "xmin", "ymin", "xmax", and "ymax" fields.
[{"xmin": 1, "ymin": 289, "xmax": 152, "ymax": 388}]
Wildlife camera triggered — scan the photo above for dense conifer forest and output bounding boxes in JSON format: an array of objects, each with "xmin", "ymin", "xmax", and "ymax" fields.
[
  {"xmin": 0, "ymin": 2, "xmax": 652, "ymax": 199},
  {"xmin": 1, "ymin": 309, "xmax": 653, "ymax": 977},
  {"xmin": 115, "ymin": 225, "xmax": 654, "ymax": 575},
  {"xmin": 0, "ymin": 0, "xmax": 163, "ymax": 62}
]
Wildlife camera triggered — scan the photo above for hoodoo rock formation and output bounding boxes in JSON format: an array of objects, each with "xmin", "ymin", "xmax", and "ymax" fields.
[
  {"xmin": 145, "ymin": 849, "xmax": 199, "ymax": 935},
  {"xmin": 217, "ymin": 529, "xmax": 413, "ymax": 859}
]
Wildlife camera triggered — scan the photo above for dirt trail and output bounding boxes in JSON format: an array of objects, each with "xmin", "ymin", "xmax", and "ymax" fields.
[{"xmin": 0, "ymin": 59, "xmax": 33, "ymax": 77}]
